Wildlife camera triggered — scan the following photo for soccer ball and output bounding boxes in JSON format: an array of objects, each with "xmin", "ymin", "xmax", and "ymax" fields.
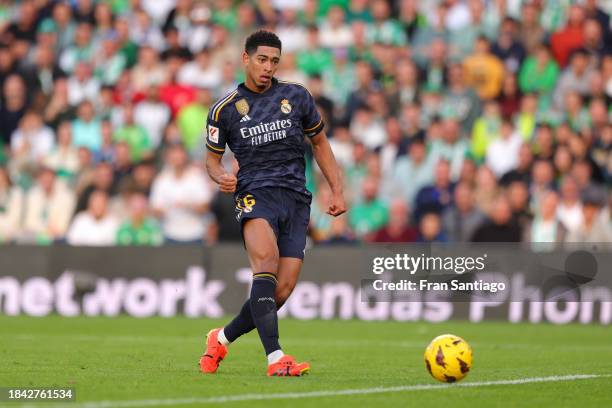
[{"xmin": 424, "ymin": 334, "xmax": 473, "ymax": 383}]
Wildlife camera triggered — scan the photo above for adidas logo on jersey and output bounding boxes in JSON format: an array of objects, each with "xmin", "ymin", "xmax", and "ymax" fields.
[{"xmin": 240, "ymin": 115, "xmax": 251, "ymax": 123}]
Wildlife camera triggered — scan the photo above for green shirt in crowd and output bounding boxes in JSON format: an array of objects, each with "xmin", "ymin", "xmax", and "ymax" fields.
[
  {"xmin": 518, "ymin": 57, "xmax": 559, "ymax": 96},
  {"xmin": 177, "ymin": 103, "xmax": 208, "ymax": 154},
  {"xmin": 349, "ymin": 199, "xmax": 389, "ymax": 237},
  {"xmin": 297, "ymin": 48, "xmax": 334, "ymax": 76},
  {"xmin": 113, "ymin": 125, "xmax": 152, "ymax": 161},
  {"xmin": 116, "ymin": 218, "xmax": 164, "ymax": 246}
]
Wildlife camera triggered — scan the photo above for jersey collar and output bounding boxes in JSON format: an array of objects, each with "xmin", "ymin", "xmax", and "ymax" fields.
[{"xmin": 238, "ymin": 77, "xmax": 278, "ymax": 96}]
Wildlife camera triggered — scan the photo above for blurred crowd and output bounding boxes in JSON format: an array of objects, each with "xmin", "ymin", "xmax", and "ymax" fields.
[{"xmin": 0, "ymin": 0, "xmax": 610, "ymax": 247}]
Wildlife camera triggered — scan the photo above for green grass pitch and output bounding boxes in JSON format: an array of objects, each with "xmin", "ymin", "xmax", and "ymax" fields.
[{"xmin": 1, "ymin": 316, "xmax": 611, "ymax": 407}]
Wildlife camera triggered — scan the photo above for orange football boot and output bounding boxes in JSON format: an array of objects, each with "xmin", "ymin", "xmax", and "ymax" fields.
[
  {"xmin": 267, "ymin": 355, "xmax": 310, "ymax": 377},
  {"xmin": 199, "ymin": 328, "xmax": 228, "ymax": 373}
]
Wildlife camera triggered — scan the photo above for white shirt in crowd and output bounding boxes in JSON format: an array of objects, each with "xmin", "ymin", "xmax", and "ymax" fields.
[
  {"xmin": 557, "ymin": 202, "xmax": 584, "ymax": 233},
  {"xmin": 319, "ymin": 23, "xmax": 353, "ymax": 49},
  {"xmin": 11, "ymin": 126, "xmax": 55, "ymax": 161},
  {"xmin": 150, "ymin": 166, "xmax": 212, "ymax": 241},
  {"xmin": 134, "ymin": 101, "xmax": 171, "ymax": 149},
  {"xmin": 67, "ymin": 77, "xmax": 100, "ymax": 106},
  {"xmin": 177, "ymin": 62, "xmax": 222, "ymax": 90},
  {"xmin": 486, "ymin": 132, "xmax": 523, "ymax": 177},
  {"xmin": 67, "ymin": 213, "xmax": 119, "ymax": 246}
]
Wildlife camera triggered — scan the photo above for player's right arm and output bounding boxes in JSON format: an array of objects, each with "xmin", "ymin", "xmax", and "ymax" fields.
[
  {"xmin": 205, "ymin": 106, "xmax": 237, "ymax": 193},
  {"xmin": 206, "ymin": 152, "xmax": 237, "ymax": 193}
]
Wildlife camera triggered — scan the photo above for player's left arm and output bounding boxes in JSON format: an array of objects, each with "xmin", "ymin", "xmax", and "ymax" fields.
[
  {"xmin": 310, "ymin": 131, "xmax": 346, "ymax": 217},
  {"xmin": 300, "ymin": 86, "xmax": 346, "ymax": 216}
]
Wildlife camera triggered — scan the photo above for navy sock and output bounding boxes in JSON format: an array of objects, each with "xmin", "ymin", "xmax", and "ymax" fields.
[
  {"xmin": 224, "ymin": 300, "xmax": 256, "ymax": 342},
  {"xmin": 249, "ymin": 272, "xmax": 281, "ymax": 355},
  {"xmin": 224, "ymin": 294, "xmax": 289, "ymax": 343}
]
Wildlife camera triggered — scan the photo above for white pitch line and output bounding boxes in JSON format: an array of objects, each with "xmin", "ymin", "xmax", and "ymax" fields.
[{"xmin": 7, "ymin": 374, "xmax": 610, "ymax": 408}]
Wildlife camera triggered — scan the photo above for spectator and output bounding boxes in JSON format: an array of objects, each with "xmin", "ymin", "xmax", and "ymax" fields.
[
  {"xmin": 59, "ymin": 22, "xmax": 95, "ymax": 73},
  {"xmin": 463, "ymin": 36, "xmax": 505, "ymax": 100},
  {"xmin": 71, "ymin": 100, "xmax": 102, "ymax": 153},
  {"xmin": 414, "ymin": 159, "xmax": 455, "ymax": 221},
  {"xmin": 367, "ymin": 0, "xmax": 407, "ymax": 46},
  {"xmin": 553, "ymin": 49, "xmax": 595, "ymax": 109},
  {"xmin": 372, "ymin": 199, "xmax": 418, "ymax": 243},
  {"xmin": 530, "ymin": 159, "xmax": 555, "ymax": 210},
  {"xmin": 518, "ymin": 45, "xmax": 560, "ymax": 97},
  {"xmin": 320, "ymin": 215, "xmax": 358, "ymax": 245},
  {"xmin": 92, "ymin": 31, "xmax": 126, "ymax": 86},
  {"xmin": 519, "ymin": 3, "xmax": 546, "ymax": 55},
  {"xmin": 22, "ymin": 167, "xmax": 75, "ymax": 244},
  {"xmin": 44, "ymin": 77, "xmax": 75, "ymax": 129},
  {"xmin": 177, "ymin": 48, "xmax": 221, "ymax": 90},
  {"xmin": 112, "ymin": 141, "xmax": 133, "ymax": 189},
  {"xmin": 43, "ymin": 121, "xmax": 80, "ymax": 180},
  {"xmin": 474, "ymin": 165, "xmax": 500, "ymax": 215},
  {"xmin": 417, "ymin": 212, "xmax": 447, "ymax": 242},
  {"xmin": 557, "ymin": 177, "xmax": 584, "ymax": 233},
  {"xmin": 177, "ymin": 87, "xmax": 212, "ymax": 156},
  {"xmin": 52, "ymin": 2, "xmax": 77, "ymax": 54},
  {"xmin": 9, "ymin": 111, "xmax": 55, "ymax": 179},
  {"xmin": 470, "ymin": 100, "xmax": 502, "ymax": 161},
  {"xmin": 113, "ymin": 103, "xmax": 153, "ymax": 162},
  {"xmin": 131, "ymin": 159, "xmax": 156, "ymax": 197},
  {"xmin": 471, "ymin": 195, "xmax": 521, "ymax": 242},
  {"xmin": 75, "ymin": 161, "xmax": 115, "ymax": 214},
  {"xmin": 67, "ymin": 189, "xmax": 119, "ymax": 246},
  {"xmin": 486, "ymin": 119, "xmax": 522, "ymax": 177},
  {"xmin": 296, "ymin": 25, "xmax": 333, "ymax": 77},
  {"xmin": 567, "ymin": 186, "xmax": 612, "ymax": 242},
  {"xmin": 349, "ymin": 176, "xmax": 389, "ymax": 239},
  {"xmin": 276, "ymin": 9, "xmax": 307, "ymax": 53},
  {"xmin": 133, "ymin": 85, "xmax": 170, "ymax": 150},
  {"xmin": 429, "ymin": 118, "xmax": 468, "ymax": 181},
  {"xmin": 116, "ymin": 192, "xmax": 163, "ymax": 246},
  {"xmin": 525, "ymin": 190, "xmax": 568, "ymax": 244},
  {"xmin": 391, "ymin": 138, "xmax": 434, "ymax": 206},
  {"xmin": 68, "ymin": 61, "xmax": 100, "ymax": 106},
  {"xmin": 550, "ymin": 4, "xmax": 586, "ymax": 67},
  {"xmin": 131, "ymin": 45, "xmax": 168, "ymax": 93},
  {"xmin": 319, "ymin": 6, "xmax": 353, "ymax": 49},
  {"xmin": 0, "ymin": 74, "xmax": 28, "ymax": 147},
  {"xmin": 442, "ymin": 182, "xmax": 485, "ymax": 242},
  {"xmin": 150, "ymin": 143, "xmax": 212, "ymax": 243},
  {"xmin": 492, "ymin": 17, "xmax": 526, "ymax": 74},
  {"xmin": 497, "ymin": 74, "xmax": 522, "ymax": 120},
  {"xmin": 349, "ymin": 105, "xmax": 386, "ymax": 150},
  {"xmin": 0, "ymin": 167, "xmax": 23, "ymax": 243},
  {"xmin": 440, "ymin": 63, "xmax": 481, "ymax": 133},
  {"xmin": 507, "ymin": 180, "xmax": 532, "ymax": 231},
  {"xmin": 412, "ymin": 3, "xmax": 449, "ymax": 67}
]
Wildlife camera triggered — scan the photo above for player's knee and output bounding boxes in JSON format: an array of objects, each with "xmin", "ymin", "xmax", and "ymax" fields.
[{"xmin": 251, "ymin": 251, "xmax": 279, "ymax": 273}]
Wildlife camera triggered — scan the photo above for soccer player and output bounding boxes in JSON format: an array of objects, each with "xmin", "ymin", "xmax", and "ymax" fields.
[{"xmin": 201, "ymin": 30, "xmax": 346, "ymax": 376}]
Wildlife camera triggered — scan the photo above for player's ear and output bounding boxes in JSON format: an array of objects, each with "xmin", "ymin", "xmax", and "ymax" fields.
[{"xmin": 242, "ymin": 51, "xmax": 250, "ymax": 67}]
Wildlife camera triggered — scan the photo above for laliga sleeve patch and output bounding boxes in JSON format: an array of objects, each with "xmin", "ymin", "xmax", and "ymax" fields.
[{"xmin": 208, "ymin": 125, "xmax": 219, "ymax": 143}]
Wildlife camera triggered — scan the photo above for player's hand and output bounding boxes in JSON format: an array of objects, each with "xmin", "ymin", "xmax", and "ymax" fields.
[
  {"xmin": 219, "ymin": 173, "xmax": 237, "ymax": 193},
  {"xmin": 326, "ymin": 192, "xmax": 346, "ymax": 217}
]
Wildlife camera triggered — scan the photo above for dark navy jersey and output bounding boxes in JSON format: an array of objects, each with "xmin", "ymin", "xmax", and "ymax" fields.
[{"xmin": 205, "ymin": 78, "xmax": 324, "ymax": 199}]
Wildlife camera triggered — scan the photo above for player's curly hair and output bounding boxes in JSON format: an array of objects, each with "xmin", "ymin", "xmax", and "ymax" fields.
[{"xmin": 245, "ymin": 30, "xmax": 282, "ymax": 55}]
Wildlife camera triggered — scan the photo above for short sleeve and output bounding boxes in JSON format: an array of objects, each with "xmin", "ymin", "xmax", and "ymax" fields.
[
  {"xmin": 301, "ymin": 88, "xmax": 324, "ymax": 138},
  {"xmin": 205, "ymin": 109, "xmax": 227, "ymax": 154}
]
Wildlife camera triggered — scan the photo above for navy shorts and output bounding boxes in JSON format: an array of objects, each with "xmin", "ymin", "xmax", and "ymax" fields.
[{"xmin": 235, "ymin": 187, "xmax": 311, "ymax": 259}]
